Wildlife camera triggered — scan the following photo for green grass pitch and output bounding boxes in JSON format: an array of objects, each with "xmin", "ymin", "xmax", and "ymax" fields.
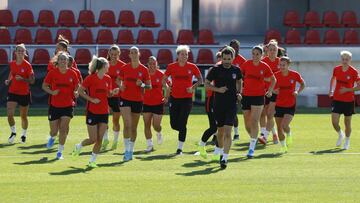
[{"xmin": 0, "ymin": 113, "xmax": 360, "ymax": 202}]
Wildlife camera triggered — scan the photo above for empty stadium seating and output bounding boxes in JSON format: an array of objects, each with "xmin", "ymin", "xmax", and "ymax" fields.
[
  {"xmin": 75, "ymin": 48, "xmax": 92, "ymax": 64},
  {"xmin": 285, "ymin": 30, "xmax": 301, "ymax": 44},
  {"xmin": 75, "ymin": 29, "xmax": 93, "ymax": 44},
  {"xmin": 38, "ymin": 10, "xmax": 57, "ymax": 27},
  {"xmin": 157, "ymin": 30, "xmax": 175, "ymax": 44},
  {"xmin": 117, "ymin": 30, "xmax": 135, "ymax": 44},
  {"xmin": 35, "ymin": 29, "xmax": 53, "ymax": 44},
  {"xmin": 98, "ymin": 10, "xmax": 118, "ymax": 27},
  {"xmin": 0, "ymin": 10, "xmax": 16, "ymax": 26},
  {"xmin": 283, "ymin": 10, "xmax": 304, "ymax": 27},
  {"xmin": 32, "ymin": 49, "xmax": 50, "ymax": 64},
  {"xmin": 198, "ymin": 29, "xmax": 216, "ymax": 44},
  {"xmin": 138, "ymin": 10, "xmax": 160, "ymax": 27},
  {"xmin": 14, "ymin": 28, "xmax": 33, "ymax": 44},
  {"xmin": 0, "ymin": 29, "xmax": 11, "ymax": 44},
  {"xmin": 196, "ymin": 49, "xmax": 214, "ymax": 64},
  {"xmin": 78, "ymin": 10, "xmax": 98, "ymax": 27},
  {"xmin": 157, "ymin": 49, "xmax": 173, "ymax": 65},
  {"xmin": 0, "ymin": 49, "xmax": 8, "ymax": 64},
  {"xmin": 96, "ymin": 29, "xmax": 114, "ymax": 44},
  {"xmin": 119, "ymin": 10, "xmax": 138, "ymax": 27},
  {"xmin": 58, "ymin": 10, "xmax": 78, "ymax": 27},
  {"xmin": 264, "ymin": 29, "xmax": 282, "ymax": 44},
  {"xmin": 177, "ymin": 30, "xmax": 195, "ymax": 44},
  {"xmin": 17, "ymin": 10, "xmax": 36, "ymax": 27},
  {"xmin": 137, "ymin": 29, "xmax": 155, "ymax": 44}
]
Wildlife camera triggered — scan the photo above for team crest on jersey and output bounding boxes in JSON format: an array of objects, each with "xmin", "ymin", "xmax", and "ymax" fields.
[
  {"xmin": 188, "ymin": 70, "xmax": 192, "ymax": 74},
  {"xmin": 88, "ymin": 119, "xmax": 92, "ymax": 123},
  {"xmin": 156, "ymin": 78, "xmax": 160, "ymax": 83},
  {"xmin": 347, "ymin": 76, "xmax": 351, "ymax": 80},
  {"xmin": 69, "ymin": 78, "xmax": 73, "ymax": 82},
  {"xmin": 138, "ymin": 72, "xmax": 143, "ymax": 77},
  {"xmin": 232, "ymin": 73, "xmax": 236, "ymax": 79},
  {"xmin": 21, "ymin": 68, "xmax": 24, "ymax": 73},
  {"xmin": 260, "ymin": 70, "xmax": 264, "ymax": 75},
  {"xmin": 116, "ymin": 70, "xmax": 120, "ymax": 74},
  {"xmin": 290, "ymin": 79, "xmax": 294, "ymax": 84},
  {"xmin": 106, "ymin": 83, "xmax": 109, "ymax": 87},
  {"xmin": 120, "ymin": 101, "xmax": 123, "ymax": 106}
]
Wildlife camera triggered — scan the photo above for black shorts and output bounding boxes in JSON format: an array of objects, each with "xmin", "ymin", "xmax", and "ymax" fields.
[
  {"xmin": 48, "ymin": 106, "xmax": 74, "ymax": 121},
  {"xmin": 214, "ymin": 104, "xmax": 237, "ymax": 127},
  {"xmin": 86, "ymin": 111, "xmax": 109, "ymax": 125},
  {"xmin": 265, "ymin": 94, "xmax": 277, "ymax": 105},
  {"xmin": 7, "ymin": 93, "xmax": 31, "ymax": 106},
  {"xmin": 143, "ymin": 104, "xmax": 164, "ymax": 115},
  {"xmin": 332, "ymin": 100, "xmax": 355, "ymax": 116},
  {"xmin": 108, "ymin": 97, "xmax": 120, "ymax": 113},
  {"xmin": 241, "ymin": 96, "xmax": 265, "ymax": 110},
  {"xmin": 274, "ymin": 106, "xmax": 296, "ymax": 117},
  {"xmin": 120, "ymin": 98, "xmax": 143, "ymax": 113}
]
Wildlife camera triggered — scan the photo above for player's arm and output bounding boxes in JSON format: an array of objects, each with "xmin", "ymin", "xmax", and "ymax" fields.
[
  {"xmin": 329, "ymin": 76, "xmax": 336, "ymax": 97},
  {"xmin": 266, "ymin": 75, "xmax": 276, "ymax": 97},
  {"xmin": 42, "ymin": 82, "xmax": 58, "ymax": 96},
  {"xmin": 18, "ymin": 74, "xmax": 35, "ymax": 85},
  {"xmin": 294, "ymin": 81, "xmax": 306, "ymax": 96},
  {"xmin": 236, "ymin": 78, "xmax": 243, "ymax": 100},
  {"xmin": 78, "ymin": 85, "xmax": 99, "ymax": 104},
  {"xmin": 4, "ymin": 72, "xmax": 12, "ymax": 86}
]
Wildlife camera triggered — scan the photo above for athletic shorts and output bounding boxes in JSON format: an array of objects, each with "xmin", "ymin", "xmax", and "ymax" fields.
[
  {"xmin": 143, "ymin": 104, "xmax": 164, "ymax": 115},
  {"xmin": 332, "ymin": 100, "xmax": 355, "ymax": 116},
  {"xmin": 86, "ymin": 111, "xmax": 109, "ymax": 125},
  {"xmin": 120, "ymin": 98, "xmax": 143, "ymax": 113},
  {"xmin": 214, "ymin": 104, "xmax": 237, "ymax": 127},
  {"xmin": 241, "ymin": 96, "xmax": 265, "ymax": 110},
  {"xmin": 108, "ymin": 97, "xmax": 120, "ymax": 113},
  {"xmin": 48, "ymin": 106, "xmax": 74, "ymax": 121},
  {"xmin": 274, "ymin": 106, "xmax": 296, "ymax": 117},
  {"xmin": 265, "ymin": 94, "xmax": 277, "ymax": 105},
  {"xmin": 7, "ymin": 93, "xmax": 31, "ymax": 106}
]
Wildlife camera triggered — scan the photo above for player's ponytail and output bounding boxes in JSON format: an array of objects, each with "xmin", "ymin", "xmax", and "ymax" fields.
[{"xmin": 88, "ymin": 56, "xmax": 109, "ymax": 74}]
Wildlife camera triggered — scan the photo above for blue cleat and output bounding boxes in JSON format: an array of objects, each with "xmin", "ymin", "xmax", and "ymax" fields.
[
  {"xmin": 56, "ymin": 152, "xmax": 63, "ymax": 160},
  {"xmin": 123, "ymin": 151, "xmax": 131, "ymax": 162},
  {"xmin": 46, "ymin": 137, "xmax": 55, "ymax": 149},
  {"xmin": 247, "ymin": 149, "xmax": 255, "ymax": 159}
]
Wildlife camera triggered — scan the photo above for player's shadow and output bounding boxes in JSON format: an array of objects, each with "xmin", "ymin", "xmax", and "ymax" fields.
[
  {"xmin": 249, "ymin": 153, "xmax": 283, "ymax": 160},
  {"xmin": 17, "ymin": 144, "xmax": 46, "ymax": 150},
  {"xmin": 21, "ymin": 149, "xmax": 56, "ymax": 154},
  {"xmin": 98, "ymin": 161, "xmax": 125, "ymax": 167},
  {"xmin": 182, "ymin": 160, "xmax": 211, "ymax": 168},
  {"xmin": 175, "ymin": 167, "xmax": 222, "ymax": 176},
  {"xmin": 234, "ymin": 142, "xmax": 250, "ymax": 147},
  {"xmin": 133, "ymin": 150, "xmax": 156, "ymax": 155},
  {"xmin": 136, "ymin": 154, "xmax": 177, "ymax": 161},
  {"xmin": 310, "ymin": 148, "xmax": 345, "ymax": 155},
  {"xmin": 0, "ymin": 143, "xmax": 15, "ymax": 148},
  {"xmin": 49, "ymin": 166, "xmax": 93, "ymax": 176},
  {"xmin": 13, "ymin": 157, "xmax": 57, "ymax": 165}
]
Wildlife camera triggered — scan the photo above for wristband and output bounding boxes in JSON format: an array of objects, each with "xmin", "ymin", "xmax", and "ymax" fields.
[{"xmin": 141, "ymin": 83, "xmax": 145, "ymax": 88}]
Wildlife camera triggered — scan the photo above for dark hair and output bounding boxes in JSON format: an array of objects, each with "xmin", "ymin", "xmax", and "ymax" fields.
[
  {"xmin": 277, "ymin": 47, "xmax": 287, "ymax": 57},
  {"xmin": 252, "ymin": 45, "xmax": 263, "ymax": 54},
  {"xmin": 280, "ymin": 56, "xmax": 291, "ymax": 64},
  {"xmin": 221, "ymin": 46, "xmax": 235, "ymax": 58},
  {"xmin": 68, "ymin": 55, "xmax": 74, "ymax": 65},
  {"xmin": 107, "ymin": 44, "xmax": 121, "ymax": 61},
  {"xmin": 57, "ymin": 35, "xmax": 69, "ymax": 51},
  {"xmin": 229, "ymin": 39, "xmax": 240, "ymax": 47}
]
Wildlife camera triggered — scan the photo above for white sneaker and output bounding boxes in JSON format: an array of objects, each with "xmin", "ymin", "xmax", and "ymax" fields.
[
  {"xmin": 343, "ymin": 139, "xmax": 350, "ymax": 150},
  {"xmin": 8, "ymin": 133, "xmax": 16, "ymax": 144},
  {"xmin": 145, "ymin": 145, "xmax": 154, "ymax": 152},
  {"xmin": 157, "ymin": 134, "xmax": 163, "ymax": 145},
  {"xmin": 336, "ymin": 133, "xmax": 345, "ymax": 147}
]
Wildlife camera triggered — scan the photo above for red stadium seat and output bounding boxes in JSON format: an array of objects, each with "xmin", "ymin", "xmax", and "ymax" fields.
[
  {"xmin": 118, "ymin": 10, "xmax": 138, "ymax": 27},
  {"xmin": 38, "ymin": 10, "xmax": 57, "ymax": 27},
  {"xmin": 187, "ymin": 51, "xmax": 194, "ymax": 63},
  {"xmin": 98, "ymin": 10, "xmax": 118, "ymax": 27},
  {"xmin": 285, "ymin": 30, "xmax": 301, "ymax": 44},
  {"xmin": 120, "ymin": 49, "xmax": 130, "ymax": 63},
  {"xmin": 137, "ymin": 29, "xmax": 154, "ymax": 44},
  {"xmin": 0, "ymin": 49, "xmax": 8, "ymax": 64},
  {"xmin": 343, "ymin": 30, "xmax": 359, "ymax": 44},
  {"xmin": 196, "ymin": 49, "xmax": 214, "ymax": 64},
  {"xmin": 75, "ymin": 49, "xmax": 92, "ymax": 64},
  {"xmin": 304, "ymin": 11, "xmax": 323, "ymax": 27},
  {"xmin": 55, "ymin": 29, "xmax": 73, "ymax": 43},
  {"xmin": 177, "ymin": 30, "xmax": 195, "ymax": 44},
  {"xmin": 0, "ymin": 10, "xmax": 16, "ymax": 26},
  {"xmin": 96, "ymin": 29, "xmax": 114, "ymax": 44},
  {"xmin": 264, "ymin": 29, "xmax": 282, "ymax": 44},
  {"xmin": 323, "ymin": 11, "xmax": 342, "ymax": 27},
  {"xmin": 198, "ymin": 29, "xmax": 216, "ymax": 44},
  {"xmin": 98, "ymin": 49, "xmax": 108, "ymax": 58},
  {"xmin": 17, "ymin": 10, "xmax": 36, "ymax": 27},
  {"xmin": 324, "ymin": 30, "xmax": 341, "ymax": 44},
  {"xmin": 283, "ymin": 10, "xmax": 304, "ymax": 27},
  {"xmin": 12, "ymin": 50, "xmax": 29, "ymax": 61},
  {"xmin": 14, "ymin": 28, "xmax": 33, "ymax": 44},
  {"xmin": 75, "ymin": 29, "xmax": 93, "ymax": 44},
  {"xmin": 304, "ymin": 30, "xmax": 321, "ymax": 44},
  {"xmin": 139, "ymin": 49, "xmax": 153, "ymax": 64},
  {"xmin": 157, "ymin": 30, "xmax": 174, "ymax": 44},
  {"xmin": 0, "ymin": 29, "xmax": 11, "ymax": 44},
  {"xmin": 35, "ymin": 29, "xmax": 53, "ymax": 44},
  {"xmin": 78, "ymin": 10, "xmax": 98, "ymax": 27},
  {"xmin": 157, "ymin": 49, "xmax": 173, "ymax": 65},
  {"xmin": 58, "ymin": 10, "xmax": 78, "ymax": 27},
  {"xmin": 32, "ymin": 49, "xmax": 50, "ymax": 64},
  {"xmin": 117, "ymin": 30, "xmax": 134, "ymax": 44},
  {"xmin": 341, "ymin": 11, "xmax": 359, "ymax": 27},
  {"xmin": 138, "ymin": 10, "xmax": 160, "ymax": 27}
]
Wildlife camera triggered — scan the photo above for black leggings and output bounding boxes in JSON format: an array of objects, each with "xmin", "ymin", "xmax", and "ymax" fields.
[
  {"xmin": 201, "ymin": 96, "xmax": 217, "ymax": 143},
  {"xmin": 169, "ymin": 96, "xmax": 193, "ymax": 142}
]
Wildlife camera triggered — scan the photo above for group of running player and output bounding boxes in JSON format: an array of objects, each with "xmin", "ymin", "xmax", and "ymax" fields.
[{"xmin": 4, "ymin": 34, "xmax": 359, "ymax": 169}]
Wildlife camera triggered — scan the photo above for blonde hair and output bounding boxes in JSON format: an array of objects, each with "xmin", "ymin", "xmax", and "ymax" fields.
[
  {"xmin": 130, "ymin": 46, "xmax": 139, "ymax": 53},
  {"xmin": 107, "ymin": 44, "xmax": 121, "ymax": 60},
  {"xmin": 340, "ymin": 50, "xmax": 352, "ymax": 58},
  {"xmin": 88, "ymin": 56, "xmax": 109, "ymax": 74},
  {"xmin": 176, "ymin": 45, "xmax": 190, "ymax": 55},
  {"xmin": 51, "ymin": 51, "xmax": 70, "ymax": 67}
]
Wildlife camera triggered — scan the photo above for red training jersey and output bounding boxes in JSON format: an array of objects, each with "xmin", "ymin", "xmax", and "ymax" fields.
[
  {"xmin": 262, "ymin": 56, "xmax": 280, "ymax": 90},
  {"xmin": 165, "ymin": 62, "xmax": 201, "ymax": 99},
  {"xmin": 108, "ymin": 60, "xmax": 126, "ymax": 98},
  {"xmin": 8, "ymin": 60, "xmax": 34, "ymax": 95},
  {"xmin": 242, "ymin": 60, "xmax": 273, "ymax": 96},
  {"xmin": 44, "ymin": 68, "xmax": 79, "ymax": 107},
  {"xmin": 48, "ymin": 61, "xmax": 82, "ymax": 82},
  {"xmin": 119, "ymin": 63, "xmax": 150, "ymax": 102},
  {"xmin": 275, "ymin": 70, "xmax": 304, "ymax": 107},
  {"xmin": 144, "ymin": 69, "xmax": 165, "ymax": 105},
  {"xmin": 232, "ymin": 54, "xmax": 246, "ymax": 69},
  {"xmin": 82, "ymin": 73, "xmax": 112, "ymax": 114},
  {"xmin": 332, "ymin": 65, "xmax": 360, "ymax": 102}
]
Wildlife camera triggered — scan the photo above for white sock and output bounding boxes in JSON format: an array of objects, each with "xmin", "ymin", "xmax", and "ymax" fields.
[
  {"xmin": 234, "ymin": 127, "xmax": 239, "ymax": 135},
  {"xmin": 222, "ymin": 153, "xmax": 228, "ymax": 161},
  {"xmin": 178, "ymin": 141, "xmax": 184, "ymax": 150},
  {"xmin": 280, "ymin": 140, "xmax": 286, "ymax": 147},
  {"xmin": 260, "ymin": 127, "xmax": 266, "ymax": 135},
  {"xmin": 219, "ymin": 148, "xmax": 224, "ymax": 155},
  {"xmin": 113, "ymin": 131, "xmax": 119, "ymax": 142},
  {"xmin": 124, "ymin": 138, "xmax": 130, "ymax": 152},
  {"xmin": 58, "ymin": 144, "xmax": 64, "ymax": 152},
  {"xmin": 249, "ymin": 138, "xmax": 257, "ymax": 150},
  {"xmin": 198, "ymin": 141, "xmax": 206, "ymax": 146},
  {"xmin": 337, "ymin": 130, "xmax": 344, "ymax": 137},
  {"xmin": 213, "ymin": 146, "xmax": 220, "ymax": 155},
  {"xmin": 286, "ymin": 131, "xmax": 291, "ymax": 137},
  {"xmin": 89, "ymin": 152, "xmax": 97, "ymax": 162},
  {"xmin": 146, "ymin": 139, "xmax": 153, "ymax": 147},
  {"xmin": 103, "ymin": 129, "xmax": 109, "ymax": 140},
  {"xmin": 129, "ymin": 141, "xmax": 135, "ymax": 152},
  {"xmin": 156, "ymin": 131, "xmax": 162, "ymax": 136},
  {"xmin": 49, "ymin": 135, "xmax": 55, "ymax": 140},
  {"xmin": 76, "ymin": 143, "xmax": 82, "ymax": 150},
  {"xmin": 264, "ymin": 131, "xmax": 269, "ymax": 139},
  {"xmin": 10, "ymin": 125, "xmax": 16, "ymax": 133},
  {"xmin": 345, "ymin": 137, "xmax": 350, "ymax": 142},
  {"xmin": 21, "ymin": 129, "xmax": 27, "ymax": 137},
  {"xmin": 272, "ymin": 127, "xmax": 277, "ymax": 135}
]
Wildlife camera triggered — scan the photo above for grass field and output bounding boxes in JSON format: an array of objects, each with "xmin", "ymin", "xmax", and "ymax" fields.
[{"xmin": 1, "ymin": 112, "xmax": 360, "ymax": 202}]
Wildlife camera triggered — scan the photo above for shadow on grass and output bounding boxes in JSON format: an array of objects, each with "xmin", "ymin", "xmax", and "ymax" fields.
[
  {"xmin": 17, "ymin": 143, "xmax": 46, "ymax": 150},
  {"xmin": 251, "ymin": 153, "xmax": 283, "ymax": 159},
  {"xmin": 176, "ymin": 167, "xmax": 222, "ymax": 176},
  {"xmin": 136, "ymin": 154, "xmax": 177, "ymax": 161},
  {"xmin": 13, "ymin": 157, "xmax": 57, "ymax": 165},
  {"xmin": 182, "ymin": 160, "xmax": 211, "ymax": 168},
  {"xmin": 310, "ymin": 148, "xmax": 345, "ymax": 155},
  {"xmin": 0, "ymin": 143, "xmax": 15, "ymax": 148},
  {"xmin": 49, "ymin": 166, "xmax": 94, "ymax": 176},
  {"xmin": 21, "ymin": 149, "xmax": 56, "ymax": 155}
]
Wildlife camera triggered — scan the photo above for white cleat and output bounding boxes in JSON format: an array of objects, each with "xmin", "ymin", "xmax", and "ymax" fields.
[
  {"xmin": 145, "ymin": 145, "xmax": 154, "ymax": 153},
  {"xmin": 157, "ymin": 134, "xmax": 163, "ymax": 145},
  {"xmin": 336, "ymin": 133, "xmax": 345, "ymax": 147},
  {"xmin": 343, "ymin": 139, "xmax": 350, "ymax": 150}
]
